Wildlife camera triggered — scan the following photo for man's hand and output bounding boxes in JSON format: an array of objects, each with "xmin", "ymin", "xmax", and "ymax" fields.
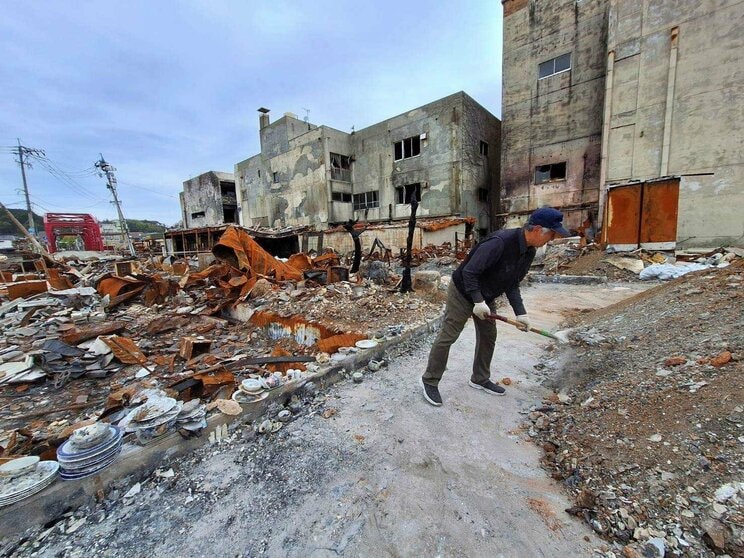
[
  {"xmin": 473, "ymin": 301, "xmax": 491, "ymax": 320},
  {"xmin": 516, "ymin": 314, "xmax": 531, "ymax": 331}
]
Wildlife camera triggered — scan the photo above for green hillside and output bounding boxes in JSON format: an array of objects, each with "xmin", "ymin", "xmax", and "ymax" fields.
[
  {"xmin": 0, "ymin": 208, "xmax": 44, "ymax": 236},
  {"xmin": 0, "ymin": 209, "xmax": 166, "ymax": 236}
]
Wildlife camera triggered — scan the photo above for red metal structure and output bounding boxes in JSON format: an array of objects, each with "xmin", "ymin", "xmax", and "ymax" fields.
[{"xmin": 44, "ymin": 213, "xmax": 105, "ymax": 253}]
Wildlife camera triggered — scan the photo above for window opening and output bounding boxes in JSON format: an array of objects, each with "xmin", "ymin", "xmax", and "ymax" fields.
[
  {"xmin": 393, "ymin": 135, "xmax": 421, "ymax": 161},
  {"xmin": 395, "ymin": 183, "xmax": 421, "ymax": 204},
  {"xmin": 191, "ymin": 211, "xmax": 205, "ymax": 219},
  {"xmin": 330, "ymin": 153, "xmax": 352, "ymax": 182},
  {"xmin": 535, "ymin": 162, "xmax": 567, "ymax": 184},
  {"xmin": 273, "ymin": 171, "xmax": 279, "ymax": 183},
  {"xmin": 479, "ymin": 141, "xmax": 489, "ymax": 156},
  {"xmin": 478, "ymin": 188, "xmax": 489, "ymax": 202},
  {"xmin": 538, "ymin": 53, "xmax": 571, "ymax": 79},
  {"xmin": 331, "ymin": 192, "xmax": 352, "ymax": 203},
  {"xmin": 353, "ymin": 191, "xmax": 379, "ymax": 210}
]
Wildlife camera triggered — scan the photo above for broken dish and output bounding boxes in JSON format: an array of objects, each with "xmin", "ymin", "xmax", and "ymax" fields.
[{"xmin": 355, "ymin": 339, "xmax": 378, "ymax": 349}]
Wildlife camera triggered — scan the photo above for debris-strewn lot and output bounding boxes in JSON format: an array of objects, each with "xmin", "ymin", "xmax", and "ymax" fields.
[{"xmin": 528, "ymin": 260, "xmax": 743, "ymax": 557}]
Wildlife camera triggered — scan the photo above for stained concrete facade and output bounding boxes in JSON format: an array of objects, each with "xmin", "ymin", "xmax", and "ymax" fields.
[
  {"xmin": 501, "ymin": 0, "xmax": 609, "ymax": 231},
  {"xmin": 601, "ymin": 0, "xmax": 744, "ymax": 247},
  {"xmin": 502, "ymin": 0, "xmax": 744, "ymax": 247},
  {"xmin": 180, "ymin": 171, "xmax": 237, "ymax": 229},
  {"xmin": 236, "ymin": 93, "xmax": 500, "ymax": 235}
]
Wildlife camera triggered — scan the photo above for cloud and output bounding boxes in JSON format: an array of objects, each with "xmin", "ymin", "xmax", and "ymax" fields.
[{"xmin": 0, "ymin": 0, "xmax": 502, "ymax": 226}]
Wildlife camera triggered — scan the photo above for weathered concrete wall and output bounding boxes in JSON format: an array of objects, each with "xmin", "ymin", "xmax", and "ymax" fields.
[
  {"xmin": 604, "ymin": 0, "xmax": 744, "ymax": 247},
  {"xmin": 351, "ymin": 92, "xmax": 498, "ymax": 228},
  {"xmin": 181, "ymin": 171, "xmax": 234, "ymax": 228},
  {"xmin": 238, "ymin": 127, "xmax": 328, "ymax": 228},
  {"xmin": 461, "ymin": 94, "xmax": 501, "ymax": 233},
  {"xmin": 323, "ymin": 223, "xmax": 467, "ymax": 255},
  {"xmin": 501, "ymin": 0, "xmax": 608, "ymax": 231},
  {"xmin": 236, "ymin": 93, "xmax": 499, "ymax": 231}
]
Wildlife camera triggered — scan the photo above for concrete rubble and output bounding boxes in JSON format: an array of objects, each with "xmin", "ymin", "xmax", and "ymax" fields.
[
  {"xmin": 526, "ymin": 259, "xmax": 743, "ymax": 557},
  {"xmin": 537, "ymin": 238, "xmax": 739, "ymax": 283}
]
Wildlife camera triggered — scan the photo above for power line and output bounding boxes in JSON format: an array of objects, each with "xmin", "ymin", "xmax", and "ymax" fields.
[
  {"xmin": 95, "ymin": 155, "xmax": 135, "ymax": 256},
  {"xmin": 118, "ymin": 180, "xmax": 178, "ymax": 199},
  {"xmin": 10, "ymin": 139, "xmax": 44, "ymax": 237}
]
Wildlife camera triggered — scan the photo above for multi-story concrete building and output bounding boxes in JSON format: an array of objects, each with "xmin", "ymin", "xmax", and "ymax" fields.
[
  {"xmin": 501, "ymin": 0, "xmax": 744, "ymax": 248},
  {"xmin": 179, "ymin": 171, "xmax": 237, "ymax": 229},
  {"xmin": 235, "ymin": 92, "xmax": 501, "ymax": 237},
  {"xmin": 501, "ymin": 0, "xmax": 608, "ymax": 232}
]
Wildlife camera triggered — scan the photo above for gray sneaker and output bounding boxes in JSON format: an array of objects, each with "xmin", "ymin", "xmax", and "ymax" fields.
[
  {"xmin": 420, "ymin": 378, "xmax": 443, "ymax": 406},
  {"xmin": 468, "ymin": 379, "xmax": 506, "ymax": 396}
]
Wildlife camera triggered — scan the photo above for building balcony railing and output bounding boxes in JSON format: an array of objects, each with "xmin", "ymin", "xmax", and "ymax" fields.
[{"xmin": 330, "ymin": 168, "xmax": 351, "ymax": 182}]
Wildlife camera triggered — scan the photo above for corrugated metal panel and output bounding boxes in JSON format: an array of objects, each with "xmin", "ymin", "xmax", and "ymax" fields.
[
  {"xmin": 640, "ymin": 179, "xmax": 680, "ymax": 250},
  {"xmin": 605, "ymin": 184, "xmax": 642, "ymax": 250}
]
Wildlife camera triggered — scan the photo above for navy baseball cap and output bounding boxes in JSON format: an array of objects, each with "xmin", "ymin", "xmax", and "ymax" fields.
[{"xmin": 528, "ymin": 207, "xmax": 571, "ymax": 237}]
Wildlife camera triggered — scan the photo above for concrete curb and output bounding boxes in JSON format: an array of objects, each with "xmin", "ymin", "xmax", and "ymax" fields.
[
  {"xmin": 0, "ymin": 314, "xmax": 444, "ymax": 540},
  {"xmin": 529, "ymin": 273, "xmax": 608, "ymax": 285}
]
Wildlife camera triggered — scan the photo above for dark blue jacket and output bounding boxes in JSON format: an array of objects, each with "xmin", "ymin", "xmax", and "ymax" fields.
[{"xmin": 452, "ymin": 228, "xmax": 535, "ymax": 315}]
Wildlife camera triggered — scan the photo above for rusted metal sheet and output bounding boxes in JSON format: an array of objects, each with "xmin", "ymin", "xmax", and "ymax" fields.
[
  {"xmin": 102, "ymin": 336, "xmax": 147, "ymax": 365},
  {"xmin": 212, "ymin": 226, "xmax": 303, "ymax": 281},
  {"xmin": 6, "ymin": 280, "xmax": 48, "ymax": 300},
  {"xmin": 640, "ymin": 179, "xmax": 679, "ymax": 250},
  {"xmin": 604, "ymin": 184, "xmax": 642, "ymax": 250},
  {"xmin": 604, "ymin": 179, "xmax": 680, "ymax": 251}
]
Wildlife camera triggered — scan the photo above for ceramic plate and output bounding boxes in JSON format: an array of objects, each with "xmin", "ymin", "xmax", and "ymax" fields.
[
  {"xmin": 355, "ymin": 339, "xmax": 378, "ymax": 349},
  {"xmin": 0, "ymin": 461, "xmax": 58, "ymax": 501},
  {"xmin": 57, "ymin": 426, "xmax": 121, "ymax": 461}
]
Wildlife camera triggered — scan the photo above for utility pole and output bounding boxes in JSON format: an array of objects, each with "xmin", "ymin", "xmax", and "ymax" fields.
[
  {"xmin": 95, "ymin": 154, "xmax": 135, "ymax": 257},
  {"xmin": 12, "ymin": 139, "xmax": 45, "ymax": 237}
]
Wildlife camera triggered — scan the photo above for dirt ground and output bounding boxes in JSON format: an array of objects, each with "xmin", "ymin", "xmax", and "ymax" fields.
[{"xmin": 2, "ymin": 281, "xmax": 650, "ymax": 558}]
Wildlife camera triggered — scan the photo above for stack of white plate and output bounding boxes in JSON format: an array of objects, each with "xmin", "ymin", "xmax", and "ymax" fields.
[
  {"xmin": 57, "ymin": 425, "xmax": 123, "ymax": 480},
  {"xmin": 175, "ymin": 399, "xmax": 207, "ymax": 432},
  {"xmin": 118, "ymin": 397, "xmax": 183, "ymax": 444},
  {"xmin": 0, "ymin": 461, "xmax": 59, "ymax": 506}
]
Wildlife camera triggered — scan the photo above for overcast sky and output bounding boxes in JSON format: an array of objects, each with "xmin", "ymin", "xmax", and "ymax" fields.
[{"xmin": 0, "ymin": 1, "xmax": 503, "ymax": 226}]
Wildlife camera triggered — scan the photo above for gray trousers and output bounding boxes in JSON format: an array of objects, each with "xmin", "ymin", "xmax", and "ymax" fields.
[{"xmin": 422, "ymin": 281, "xmax": 497, "ymax": 387}]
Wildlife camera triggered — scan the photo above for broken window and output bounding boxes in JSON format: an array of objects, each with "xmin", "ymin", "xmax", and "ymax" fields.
[
  {"xmin": 479, "ymin": 141, "xmax": 489, "ymax": 156},
  {"xmin": 330, "ymin": 153, "xmax": 352, "ymax": 182},
  {"xmin": 395, "ymin": 183, "xmax": 421, "ymax": 204},
  {"xmin": 539, "ymin": 53, "xmax": 571, "ymax": 79},
  {"xmin": 332, "ymin": 192, "xmax": 352, "ymax": 203},
  {"xmin": 353, "ymin": 191, "xmax": 379, "ymax": 210},
  {"xmin": 191, "ymin": 211, "xmax": 205, "ymax": 219},
  {"xmin": 478, "ymin": 188, "xmax": 489, "ymax": 202},
  {"xmin": 393, "ymin": 135, "xmax": 421, "ymax": 161},
  {"xmin": 535, "ymin": 162, "xmax": 567, "ymax": 184}
]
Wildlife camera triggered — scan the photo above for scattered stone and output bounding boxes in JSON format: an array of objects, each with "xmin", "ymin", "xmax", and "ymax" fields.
[
  {"xmin": 647, "ymin": 434, "xmax": 662, "ymax": 442},
  {"xmin": 714, "ymin": 483, "xmax": 738, "ymax": 502},
  {"xmin": 710, "ymin": 350, "xmax": 732, "ymax": 367},
  {"xmin": 700, "ymin": 517, "xmax": 731, "ymax": 551},
  {"xmin": 352, "ymin": 372, "xmax": 363, "ymax": 383},
  {"xmin": 123, "ymin": 483, "xmax": 141, "ymax": 499}
]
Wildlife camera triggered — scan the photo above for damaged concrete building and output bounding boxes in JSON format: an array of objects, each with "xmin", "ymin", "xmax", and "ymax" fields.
[
  {"xmin": 235, "ymin": 92, "xmax": 500, "ymax": 239},
  {"xmin": 179, "ymin": 171, "xmax": 238, "ymax": 229},
  {"xmin": 501, "ymin": 0, "xmax": 744, "ymax": 248}
]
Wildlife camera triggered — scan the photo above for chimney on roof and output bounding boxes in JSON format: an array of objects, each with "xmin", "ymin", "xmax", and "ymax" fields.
[{"xmin": 258, "ymin": 107, "xmax": 270, "ymax": 130}]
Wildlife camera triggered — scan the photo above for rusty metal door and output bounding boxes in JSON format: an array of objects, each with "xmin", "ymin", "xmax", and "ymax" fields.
[
  {"xmin": 640, "ymin": 178, "xmax": 680, "ymax": 250},
  {"xmin": 604, "ymin": 179, "xmax": 680, "ymax": 251},
  {"xmin": 604, "ymin": 183, "xmax": 642, "ymax": 251}
]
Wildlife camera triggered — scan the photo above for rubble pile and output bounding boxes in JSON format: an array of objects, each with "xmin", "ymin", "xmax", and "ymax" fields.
[
  {"xmin": 0, "ymin": 225, "xmax": 445, "ymax": 481},
  {"xmin": 526, "ymin": 260, "xmax": 744, "ymax": 556},
  {"xmin": 539, "ymin": 239, "xmax": 741, "ymax": 283}
]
